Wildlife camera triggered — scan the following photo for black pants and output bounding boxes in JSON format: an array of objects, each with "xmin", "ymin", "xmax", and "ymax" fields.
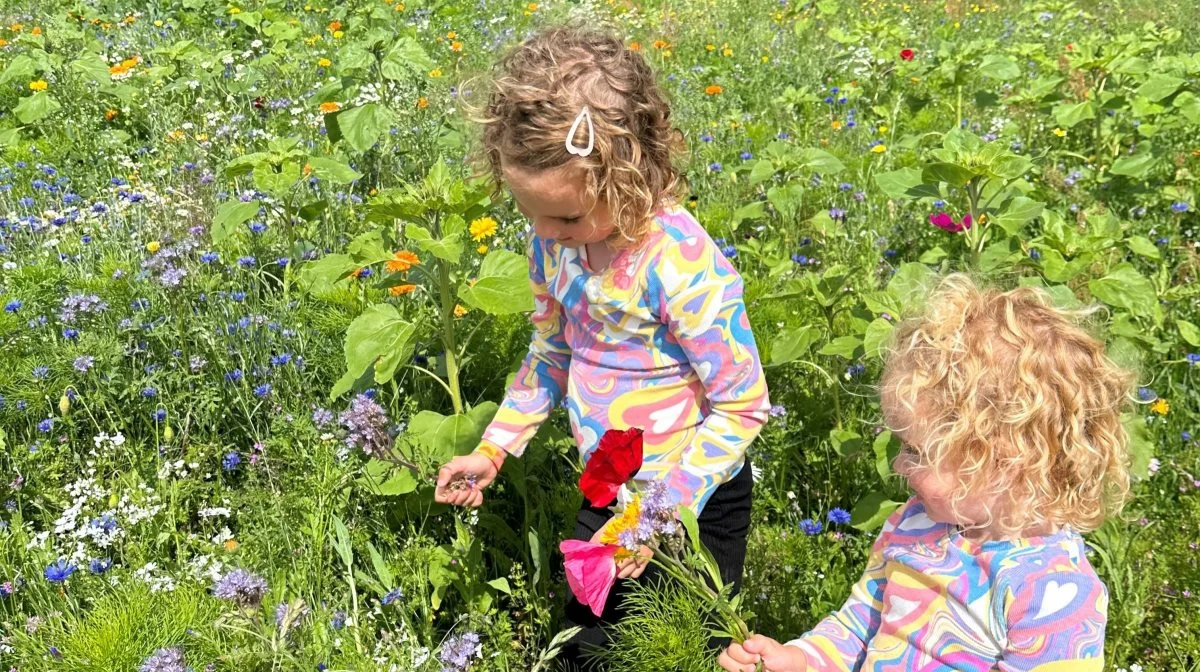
[{"xmin": 558, "ymin": 460, "xmax": 754, "ymax": 671}]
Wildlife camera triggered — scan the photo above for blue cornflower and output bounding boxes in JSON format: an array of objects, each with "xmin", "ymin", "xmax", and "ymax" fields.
[
  {"xmin": 709, "ymin": 162, "xmax": 723, "ymax": 172},
  {"xmin": 839, "ymin": 182, "xmax": 853, "ymax": 191},
  {"xmin": 1137, "ymin": 387, "xmax": 1156, "ymax": 401},
  {"xmin": 933, "ymin": 199, "xmax": 946, "ymax": 209},
  {"xmin": 37, "ymin": 418, "xmax": 53, "ymax": 432},
  {"xmin": 141, "ymin": 387, "xmax": 157, "ymax": 398},
  {"xmin": 225, "ymin": 369, "xmax": 243, "ymax": 382},
  {"xmin": 153, "ymin": 408, "xmax": 167, "ymax": 422},
  {"xmin": 254, "ymin": 383, "xmax": 272, "ymax": 398},
  {"xmin": 331, "ymin": 610, "xmax": 347, "ymax": 629},
  {"xmin": 89, "ymin": 557, "xmax": 113, "ymax": 574},
  {"xmin": 277, "ymin": 257, "xmax": 290, "ymax": 267},
  {"xmin": 740, "ymin": 151, "xmax": 753, "ymax": 160},
  {"xmin": 237, "ymin": 256, "xmax": 256, "ymax": 268},
  {"xmin": 223, "ymin": 451, "xmax": 241, "ymax": 471},
  {"xmin": 721, "ymin": 244, "xmax": 737, "ymax": 259},
  {"xmin": 33, "ymin": 366, "xmax": 49, "ymax": 380},
  {"xmin": 1171, "ymin": 202, "xmax": 1190, "ymax": 213},
  {"xmin": 829, "ymin": 207, "xmax": 846, "ymax": 220},
  {"xmin": 200, "ymin": 251, "xmax": 220, "ymax": 263},
  {"xmin": 249, "ymin": 221, "xmax": 268, "ymax": 234},
  {"xmin": 62, "ymin": 328, "xmax": 79, "ymax": 340},
  {"xmin": 701, "ymin": 133, "xmax": 713, "ymax": 143},
  {"xmin": 231, "ymin": 291, "xmax": 247, "ymax": 302},
  {"xmin": 828, "ymin": 508, "xmax": 852, "ymax": 525},
  {"xmin": 271, "ymin": 353, "xmax": 292, "ymax": 366},
  {"xmin": 799, "ymin": 518, "xmax": 823, "ymax": 535},
  {"xmin": 4, "ymin": 299, "xmax": 21, "ymax": 313},
  {"xmin": 44, "ymin": 559, "xmax": 77, "ymax": 582},
  {"xmin": 1184, "ymin": 431, "xmax": 1193, "ymax": 442},
  {"xmin": 1029, "ymin": 249, "xmax": 1041, "ymax": 260},
  {"xmin": 382, "ymin": 587, "xmax": 404, "ymax": 605},
  {"xmin": 1187, "ymin": 353, "xmax": 1200, "ymax": 366},
  {"xmin": 792, "ymin": 253, "xmax": 809, "ymax": 264}
]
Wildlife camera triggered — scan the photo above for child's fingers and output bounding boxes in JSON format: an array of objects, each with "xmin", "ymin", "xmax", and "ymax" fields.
[
  {"xmin": 717, "ymin": 650, "xmax": 758, "ymax": 672},
  {"xmin": 742, "ymin": 634, "xmax": 777, "ymax": 655},
  {"xmin": 467, "ymin": 489, "xmax": 484, "ymax": 508},
  {"xmin": 718, "ymin": 642, "xmax": 760, "ymax": 666}
]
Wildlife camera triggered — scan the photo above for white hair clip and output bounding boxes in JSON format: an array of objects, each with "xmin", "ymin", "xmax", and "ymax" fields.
[{"xmin": 565, "ymin": 106, "xmax": 594, "ymax": 157}]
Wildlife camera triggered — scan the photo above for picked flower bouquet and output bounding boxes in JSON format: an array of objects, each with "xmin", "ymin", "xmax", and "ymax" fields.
[{"xmin": 558, "ymin": 427, "xmax": 753, "ymax": 641}]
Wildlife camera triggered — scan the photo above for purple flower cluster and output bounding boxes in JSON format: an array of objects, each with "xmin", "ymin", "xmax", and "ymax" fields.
[
  {"xmin": 212, "ymin": 569, "xmax": 268, "ymax": 608},
  {"xmin": 439, "ymin": 631, "xmax": 482, "ymax": 672},
  {"xmin": 140, "ymin": 647, "xmax": 189, "ymax": 672},
  {"xmin": 338, "ymin": 394, "xmax": 393, "ymax": 458},
  {"xmin": 58, "ymin": 293, "xmax": 108, "ymax": 323}
]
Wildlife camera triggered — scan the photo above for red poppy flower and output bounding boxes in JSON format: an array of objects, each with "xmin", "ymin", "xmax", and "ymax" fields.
[
  {"xmin": 899, "ymin": 48, "xmax": 915, "ymax": 61},
  {"xmin": 253, "ymin": 96, "xmax": 265, "ymax": 109},
  {"xmin": 579, "ymin": 428, "xmax": 644, "ymax": 507}
]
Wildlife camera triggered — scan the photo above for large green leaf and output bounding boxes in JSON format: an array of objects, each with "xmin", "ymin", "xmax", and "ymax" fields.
[
  {"xmin": 381, "ymin": 37, "xmax": 434, "ymax": 80},
  {"xmin": 331, "ymin": 304, "xmax": 416, "ymax": 398},
  {"xmin": 1177, "ymin": 320, "xmax": 1200, "ymax": 348},
  {"xmin": 872, "ymin": 430, "xmax": 901, "ymax": 482},
  {"xmin": 0, "ymin": 54, "xmax": 36, "ymax": 86},
  {"xmin": 407, "ymin": 223, "xmax": 464, "ymax": 263},
  {"xmin": 796, "ymin": 148, "xmax": 846, "ymax": 174},
  {"xmin": 1109, "ymin": 152, "xmax": 1157, "ymax": 179},
  {"xmin": 458, "ymin": 249, "xmax": 534, "ymax": 315},
  {"xmin": 769, "ymin": 325, "xmax": 820, "ymax": 365},
  {"xmin": 211, "ymin": 201, "xmax": 260, "ymax": 244},
  {"xmin": 70, "ymin": 52, "xmax": 110, "ymax": 84},
  {"xmin": 990, "ymin": 196, "xmax": 1043, "ymax": 236},
  {"xmin": 850, "ymin": 492, "xmax": 903, "ymax": 532},
  {"xmin": 328, "ymin": 103, "xmax": 394, "ymax": 153},
  {"xmin": 922, "ymin": 162, "xmax": 975, "ymax": 187},
  {"xmin": 1125, "ymin": 235, "xmax": 1161, "ymax": 260},
  {"xmin": 886, "ymin": 262, "xmax": 936, "ymax": 315},
  {"xmin": 1176, "ymin": 91, "xmax": 1200, "ymax": 125},
  {"xmin": 307, "ymin": 157, "xmax": 363, "ymax": 185},
  {"xmin": 1122, "ymin": 413, "xmax": 1153, "ymax": 480},
  {"xmin": 1136, "ymin": 74, "xmax": 1184, "ymax": 102},
  {"xmin": 1052, "ymin": 100, "xmax": 1096, "ymax": 128},
  {"xmin": 297, "ymin": 253, "xmax": 358, "ymax": 293},
  {"xmin": 1087, "ymin": 265, "xmax": 1157, "ymax": 317},
  {"xmin": 875, "ymin": 167, "xmax": 939, "ymax": 200},
  {"xmin": 977, "ymin": 54, "xmax": 1020, "ymax": 80},
  {"xmin": 818, "ymin": 335, "xmax": 863, "ymax": 360},
  {"xmin": 408, "ymin": 402, "xmax": 499, "ymax": 462},
  {"xmin": 748, "ymin": 159, "xmax": 776, "ymax": 185},
  {"xmin": 13, "ymin": 93, "xmax": 60, "ymax": 125},
  {"xmin": 862, "ymin": 318, "xmax": 894, "ymax": 359}
]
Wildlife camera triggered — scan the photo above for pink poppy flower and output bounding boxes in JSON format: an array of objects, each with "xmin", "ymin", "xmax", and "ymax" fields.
[{"xmin": 560, "ymin": 539, "xmax": 620, "ymax": 617}]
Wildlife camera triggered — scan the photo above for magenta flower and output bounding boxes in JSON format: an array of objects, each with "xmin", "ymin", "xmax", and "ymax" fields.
[{"xmin": 929, "ymin": 212, "xmax": 972, "ymax": 233}]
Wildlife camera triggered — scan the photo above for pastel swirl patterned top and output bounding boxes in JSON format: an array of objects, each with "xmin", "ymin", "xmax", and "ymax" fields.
[
  {"xmin": 477, "ymin": 205, "xmax": 770, "ymax": 515},
  {"xmin": 786, "ymin": 497, "xmax": 1107, "ymax": 672}
]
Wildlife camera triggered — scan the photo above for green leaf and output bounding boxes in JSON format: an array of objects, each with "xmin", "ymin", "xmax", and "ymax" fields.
[
  {"xmin": 1126, "ymin": 235, "xmax": 1161, "ymax": 260},
  {"xmin": 0, "ymin": 54, "xmax": 36, "ymax": 86},
  {"xmin": 331, "ymin": 515, "xmax": 353, "ymax": 567},
  {"xmin": 408, "ymin": 403, "xmax": 497, "ymax": 462},
  {"xmin": 862, "ymin": 318, "xmax": 894, "ymax": 359},
  {"xmin": 13, "ymin": 93, "xmax": 60, "ymax": 125},
  {"xmin": 731, "ymin": 200, "xmax": 766, "ymax": 228},
  {"xmin": 307, "ymin": 157, "xmax": 363, "ymax": 185},
  {"xmin": 990, "ymin": 196, "xmax": 1043, "ymax": 236},
  {"xmin": 1177, "ymin": 320, "xmax": 1200, "ymax": 347},
  {"xmin": 298, "ymin": 199, "xmax": 329, "ymax": 221},
  {"xmin": 367, "ymin": 542, "xmax": 394, "ymax": 587},
  {"xmin": 874, "ymin": 167, "xmax": 926, "ymax": 199},
  {"xmin": 796, "ymin": 148, "xmax": 846, "ymax": 174},
  {"xmin": 347, "ymin": 229, "xmax": 394, "ymax": 266},
  {"xmin": 918, "ymin": 246, "xmax": 948, "ymax": 264},
  {"xmin": 988, "ymin": 154, "xmax": 1033, "ymax": 180},
  {"xmin": 70, "ymin": 52, "xmax": 111, "ymax": 84},
  {"xmin": 332, "ymin": 304, "xmax": 416, "ymax": 398},
  {"xmin": 1087, "ymin": 265, "xmax": 1157, "ymax": 318},
  {"xmin": 329, "ymin": 103, "xmax": 394, "ymax": 153},
  {"xmin": 850, "ymin": 492, "xmax": 903, "ymax": 532},
  {"xmin": 886, "ymin": 262, "xmax": 936, "ymax": 315},
  {"xmin": 381, "ymin": 37, "xmax": 434, "ymax": 80},
  {"xmin": 459, "ymin": 249, "xmax": 534, "ymax": 315},
  {"xmin": 748, "ymin": 159, "xmax": 776, "ymax": 185},
  {"xmin": 407, "ymin": 223, "xmax": 464, "ymax": 262},
  {"xmin": 872, "ymin": 430, "xmax": 900, "ymax": 482},
  {"xmin": 211, "ymin": 201, "xmax": 260, "ymax": 245},
  {"xmin": 487, "ymin": 578, "xmax": 512, "ymax": 595},
  {"xmin": 922, "ymin": 162, "xmax": 975, "ymax": 187},
  {"xmin": 830, "ymin": 428, "xmax": 864, "ymax": 457},
  {"xmin": 1136, "ymin": 74, "xmax": 1185, "ymax": 102},
  {"xmin": 1175, "ymin": 91, "xmax": 1200, "ymax": 124},
  {"xmin": 1053, "ymin": 100, "xmax": 1096, "ymax": 128},
  {"xmin": 769, "ymin": 325, "xmax": 819, "ymax": 365},
  {"xmin": 977, "ymin": 54, "xmax": 1020, "ymax": 80},
  {"xmin": 818, "ymin": 335, "xmax": 862, "ymax": 360},
  {"xmin": 678, "ymin": 507, "xmax": 703, "ymax": 557},
  {"xmin": 297, "ymin": 253, "xmax": 358, "ymax": 293},
  {"xmin": 1109, "ymin": 152, "xmax": 1157, "ymax": 179},
  {"xmin": 1122, "ymin": 413, "xmax": 1153, "ymax": 480}
]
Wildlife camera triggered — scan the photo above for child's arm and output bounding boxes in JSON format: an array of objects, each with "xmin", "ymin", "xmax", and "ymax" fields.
[
  {"xmin": 650, "ymin": 241, "xmax": 770, "ymax": 515},
  {"xmin": 782, "ymin": 504, "xmax": 906, "ymax": 671},
  {"xmin": 995, "ymin": 571, "xmax": 1107, "ymax": 672},
  {"xmin": 475, "ymin": 236, "xmax": 571, "ymax": 464}
]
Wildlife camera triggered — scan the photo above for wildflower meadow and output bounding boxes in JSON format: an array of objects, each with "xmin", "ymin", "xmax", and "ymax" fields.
[{"xmin": 1, "ymin": 0, "xmax": 1199, "ymax": 670}]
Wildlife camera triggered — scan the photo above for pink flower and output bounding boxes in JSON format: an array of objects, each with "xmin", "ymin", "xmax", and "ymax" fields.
[
  {"xmin": 929, "ymin": 212, "xmax": 972, "ymax": 233},
  {"xmin": 560, "ymin": 540, "xmax": 619, "ymax": 617}
]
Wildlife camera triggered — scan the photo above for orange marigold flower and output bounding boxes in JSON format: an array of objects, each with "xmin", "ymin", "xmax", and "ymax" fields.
[
  {"xmin": 417, "ymin": 96, "xmax": 428, "ymax": 109},
  {"xmin": 450, "ymin": 40, "xmax": 462, "ymax": 52},
  {"xmin": 704, "ymin": 84, "xmax": 723, "ymax": 95},
  {"xmin": 390, "ymin": 284, "xmax": 417, "ymax": 296},
  {"xmin": 454, "ymin": 304, "xmax": 468, "ymax": 317},
  {"xmin": 327, "ymin": 20, "xmax": 342, "ymax": 32},
  {"xmin": 652, "ymin": 39, "xmax": 668, "ymax": 49},
  {"xmin": 31, "ymin": 27, "xmax": 42, "ymax": 36},
  {"xmin": 105, "ymin": 108, "xmax": 119, "ymax": 121},
  {"xmin": 629, "ymin": 41, "xmax": 641, "ymax": 51},
  {"xmin": 386, "ymin": 250, "xmax": 420, "ymax": 273},
  {"xmin": 224, "ymin": 539, "xmax": 239, "ymax": 552},
  {"xmin": 0, "ymin": 39, "xmax": 8, "ymax": 47},
  {"xmin": 319, "ymin": 101, "xmax": 341, "ymax": 114}
]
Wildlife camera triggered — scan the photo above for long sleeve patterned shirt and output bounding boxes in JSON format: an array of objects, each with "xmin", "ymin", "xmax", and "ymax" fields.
[
  {"xmin": 787, "ymin": 497, "xmax": 1108, "ymax": 672},
  {"xmin": 477, "ymin": 205, "xmax": 770, "ymax": 515}
]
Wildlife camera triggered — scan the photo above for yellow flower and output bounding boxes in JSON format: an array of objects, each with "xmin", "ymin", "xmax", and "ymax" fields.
[
  {"xmin": 878, "ymin": 125, "xmax": 888, "ymax": 134},
  {"xmin": 31, "ymin": 27, "xmax": 41, "ymax": 35},
  {"xmin": 317, "ymin": 57, "xmax": 331, "ymax": 67},
  {"xmin": 29, "ymin": 79, "xmax": 48, "ymax": 92},
  {"xmin": 722, "ymin": 46, "xmax": 733, "ymax": 57},
  {"xmin": 146, "ymin": 241, "xmax": 161, "ymax": 253},
  {"xmin": 652, "ymin": 39, "xmax": 669, "ymax": 49},
  {"xmin": 477, "ymin": 244, "xmax": 488, "ymax": 254},
  {"xmin": 454, "ymin": 304, "xmax": 468, "ymax": 317},
  {"xmin": 224, "ymin": 539, "xmax": 239, "ymax": 552},
  {"xmin": 154, "ymin": 20, "xmax": 163, "ymax": 27},
  {"xmin": 229, "ymin": 7, "xmax": 241, "ymax": 14},
  {"xmin": 105, "ymin": 108, "xmax": 119, "ymax": 121},
  {"xmin": 0, "ymin": 39, "xmax": 8, "ymax": 47},
  {"xmin": 871, "ymin": 144, "xmax": 887, "ymax": 153},
  {"xmin": 469, "ymin": 216, "xmax": 498, "ymax": 241},
  {"xmin": 527, "ymin": 2, "xmax": 539, "ymax": 10},
  {"xmin": 327, "ymin": 21, "xmax": 342, "ymax": 32},
  {"xmin": 394, "ymin": 2, "xmax": 405, "ymax": 10},
  {"xmin": 386, "ymin": 250, "xmax": 421, "ymax": 273},
  {"xmin": 10, "ymin": 23, "xmax": 23, "ymax": 32},
  {"xmin": 629, "ymin": 41, "xmax": 641, "ymax": 51},
  {"xmin": 706, "ymin": 43, "xmax": 716, "ymax": 52},
  {"xmin": 451, "ymin": 40, "xmax": 463, "ymax": 52},
  {"xmin": 1150, "ymin": 398, "xmax": 1169, "ymax": 416},
  {"xmin": 429, "ymin": 68, "xmax": 442, "ymax": 77},
  {"xmin": 831, "ymin": 120, "xmax": 842, "ymax": 130},
  {"xmin": 1053, "ymin": 127, "xmax": 1067, "ymax": 137},
  {"xmin": 761, "ymin": 55, "xmax": 769, "ymax": 63},
  {"xmin": 599, "ymin": 497, "xmax": 642, "ymax": 559},
  {"xmin": 333, "ymin": 30, "xmax": 343, "ymax": 39}
]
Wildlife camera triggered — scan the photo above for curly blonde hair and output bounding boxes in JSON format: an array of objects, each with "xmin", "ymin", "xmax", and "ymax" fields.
[
  {"xmin": 879, "ymin": 274, "xmax": 1137, "ymax": 536},
  {"xmin": 464, "ymin": 26, "xmax": 687, "ymax": 248}
]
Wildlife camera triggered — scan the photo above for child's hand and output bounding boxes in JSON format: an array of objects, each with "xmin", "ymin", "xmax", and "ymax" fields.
[
  {"xmin": 434, "ymin": 453, "xmax": 498, "ymax": 507},
  {"xmin": 590, "ymin": 521, "xmax": 653, "ymax": 579},
  {"xmin": 718, "ymin": 635, "xmax": 808, "ymax": 672}
]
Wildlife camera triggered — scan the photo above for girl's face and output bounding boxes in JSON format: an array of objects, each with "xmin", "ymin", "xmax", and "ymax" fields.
[{"xmin": 502, "ymin": 160, "xmax": 615, "ymax": 248}]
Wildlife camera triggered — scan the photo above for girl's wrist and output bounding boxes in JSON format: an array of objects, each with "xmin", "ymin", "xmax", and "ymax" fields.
[{"xmin": 473, "ymin": 441, "xmax": 507, "ymax": 472}]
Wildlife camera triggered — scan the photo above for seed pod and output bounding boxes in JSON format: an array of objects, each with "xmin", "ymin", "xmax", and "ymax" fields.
[
  {"xmin": 58, "ymin": 394, "xmax": 70, "ymax": 417},
  {"xmin": 163, "ymin": 424, "xmax": 175, "ymax": 442}
]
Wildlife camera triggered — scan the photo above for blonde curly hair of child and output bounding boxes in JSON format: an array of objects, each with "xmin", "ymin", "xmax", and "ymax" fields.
[
  {"xmin": 463, "ymin": 25, "xmax": 687, "ymax": 248},
  {"xmin": 879, "ymin": 273, "xmax": 1138, "ymax": 537}
]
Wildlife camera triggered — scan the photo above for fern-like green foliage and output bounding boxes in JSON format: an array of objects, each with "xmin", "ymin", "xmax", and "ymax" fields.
[
  {"xmin": 582, "ymin": 577, "xmax": 721, "ymax": 672},
  {"xmin": 39, "ymin": 582, "xmax": 226, "ymax": 671}
]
